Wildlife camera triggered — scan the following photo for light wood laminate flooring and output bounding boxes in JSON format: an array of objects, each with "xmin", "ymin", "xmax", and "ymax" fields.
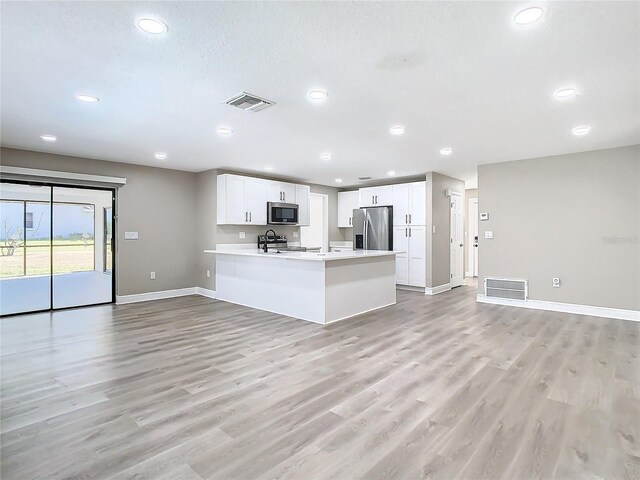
[{"xmin": 1, "ymin": 284, "xmax": 639, "ymax": 479}]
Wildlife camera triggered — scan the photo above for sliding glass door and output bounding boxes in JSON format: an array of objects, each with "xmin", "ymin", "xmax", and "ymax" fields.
[
  {"xmin": 0, "ymin": 181, "xmax": 115, "ymax": 315},
  {"xmin": 0, "ymin": 183, "xmax": 52, "ymax": 315}
]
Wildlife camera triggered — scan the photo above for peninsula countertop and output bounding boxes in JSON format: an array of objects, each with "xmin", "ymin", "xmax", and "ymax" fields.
[{"xmin": 203, "ymin": 248, "xmax": 401, "ymax": 262}]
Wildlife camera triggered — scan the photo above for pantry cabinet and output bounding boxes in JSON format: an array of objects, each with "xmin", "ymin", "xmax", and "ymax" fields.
[{"xmin": 392, "ymin": 181, "xmax": 426, "ymax": 226}]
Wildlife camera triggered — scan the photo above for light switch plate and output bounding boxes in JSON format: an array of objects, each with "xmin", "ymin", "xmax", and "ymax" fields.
[
  {"xmin": 150, "ymin": 271, "xmax": 156, "ymax": 280},
  {"xmin": 239, "ymin": 232, "xmax": 245, "ymax": 239},
  {"xmin": 484, "ymin": 231, "xmax": 494, "ymax": 239},
  {"xmin": 124, "ymin": 231, "xmax": 139, "ymax": 240}
]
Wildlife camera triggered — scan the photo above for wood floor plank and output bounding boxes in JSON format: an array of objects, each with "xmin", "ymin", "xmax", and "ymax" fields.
[{"xmin": 1, "ymin": 286, "xmax": 638, "ymax": 480}]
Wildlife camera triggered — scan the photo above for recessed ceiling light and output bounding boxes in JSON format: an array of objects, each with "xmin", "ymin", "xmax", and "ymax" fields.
[
  {"xmin": 320, "ymin": 153, "xmax": 332, "ymax": 161},
  {"xmin": 335, "ymin": 178, "xmax": 343, "ymax": 184},
  {"xmin": 389, "ymin": 125, "xmax": 405, "ymax": 136},
  {"xmin": 154, "ymin": 152, "xmax": 167, "ymax": 160},
  {"xmin": 40, "ymin": 134, "xmax": 57, "ymax": 142},
  {"xmin": 76, "ymin": 94, "xmax": 99, "ymax": 103},
  {"xmin": 264, "ymin": 165, "xmax": 274, "ymax": 171},
  {"xmin": 513, "ymin": 7, "xmax": 544, "ymax": 25},
  {"xmin": 439, "ymin": 147, "xmax": 453, "ymax": 156},
  {"xmin": 217, "ymin": 127, "xmax": 233, "ymax": 135},
  {"xmin": 572, "ymin": 125, "xmax": 591, "ymax": 136},
  {"xmin": 307, "ymin": 89, "xmax": 328, "ymax": 101},
  {"xmin": 387, "ymin": 170, "xmax": 396, "ymax": 177},
  {"xmin": 137, "ymin": 17, "xmax": 168, "ymax": 34},
  {"xmin": 554, "ymin": 88, "xmax": 577, "ymax": 99}
]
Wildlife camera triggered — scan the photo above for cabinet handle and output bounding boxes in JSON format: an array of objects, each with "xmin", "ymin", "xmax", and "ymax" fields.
[
  {"xmin": 409, "ymin": 214, "xmax": 412, "ymax": 224},
  {"xmin": 249, "ymin": 211, "xmax": 252, "ymax": 222},
  {"xmin": 409, "ymin": 227, "xmax": 412, "ymax": 237},
  {"xmin": 405, "ymin": 227, "xmax": 408, "ymax": 237},
  {"xmin": 372, "ymin": 195, "xmax": 374, "ymax": 204},
  {"xmin": 245, "ymin": 212, "xmax": 248, "ymax": 222},
  {"xmin": 375, "ymin": 195, "xmax": 378, "ymax": 204},
  {"xmin": 349, "ymin": 217, "xmax": 351, "ymax": 226},
  {"xmin": 405, "ymin": 214, "xmax": 408, "ymax": 223}
]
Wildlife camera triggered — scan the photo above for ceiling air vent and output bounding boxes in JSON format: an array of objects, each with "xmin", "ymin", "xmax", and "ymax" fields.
[
  {"xmin": 225, "ymin": 92, "xmax": 275, "ymax": 112},
  {"xmin": 358, "ymin": 177, "xmax": 372, "ymax": 181}
]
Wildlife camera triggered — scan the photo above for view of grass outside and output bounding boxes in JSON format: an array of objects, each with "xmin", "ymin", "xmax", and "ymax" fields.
[{"xmin": 1, "ymin": 200, "xmax": 96, "ymax": 278}]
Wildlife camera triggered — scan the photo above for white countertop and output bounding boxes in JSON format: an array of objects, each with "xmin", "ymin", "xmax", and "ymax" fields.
[{"xmin": 204, "ymin": 248, "xmax": 400, "ymax": 262}]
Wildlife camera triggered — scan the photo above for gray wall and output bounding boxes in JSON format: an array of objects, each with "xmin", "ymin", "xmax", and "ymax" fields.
[
  {"xmin": 426, "ymin": 172, "xmax": 466, "ymax": 288},
  {"xmin": 478, "ymin": 144, "xmax": 640, "ymax": 310},
  {"xmin": 1, "ymin": 147, "xmax": 198, "ymax": 296}
]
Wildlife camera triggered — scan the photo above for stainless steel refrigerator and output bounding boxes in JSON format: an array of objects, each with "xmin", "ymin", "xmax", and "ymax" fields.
[{"xmin": 353, "ymin": 206, "xmax": 393, "ymax": 250}]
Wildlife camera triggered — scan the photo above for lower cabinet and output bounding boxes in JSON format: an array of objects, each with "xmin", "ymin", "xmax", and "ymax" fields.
[{"xmin": 393, "ymin": 225, "xmax": 426, "ymax": 287}]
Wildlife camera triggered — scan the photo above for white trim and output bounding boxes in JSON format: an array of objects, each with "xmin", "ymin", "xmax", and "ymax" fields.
[
  {"xmin": 397, "ymin": 285, "xmax": 426, "ymax": 293},
  {"xmin": 465, "ymin": 271, "xmax": 474, "ymax": 278},
  {"xmin": 476, "ymin": 294, "xmax": 640, "ymax": 322},
  {"xmin": 425, "ymin": 283, "xmax": 451, "ymax": 295},
  {"xmin": 325, "ymin": 302, "xmax": 396, "ymax": 324},
  {"xmin": 0, "ymin": 166, "xmax": 127, "ymax": 187},
  {"xmin": 195, "ymin": 287, "xmax": 217, "ymax": 299},
  {"xmin": 116, "ymin": 287, "xmax": 197, "ymax": 305}
]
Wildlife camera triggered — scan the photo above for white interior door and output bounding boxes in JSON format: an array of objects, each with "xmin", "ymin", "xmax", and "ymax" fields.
[
  {"xmin": 450, "ymin": 193, "xmax": 464, "ymax": 288},
  {"xmin": 468, "ymin": 198, "xmax": 479, "ymax": 277}
]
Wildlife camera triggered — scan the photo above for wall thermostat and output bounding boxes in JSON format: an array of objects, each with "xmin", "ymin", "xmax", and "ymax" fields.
[{"xmin": 480, "ymin": 212, "xmax": 489, "ymax": 221}]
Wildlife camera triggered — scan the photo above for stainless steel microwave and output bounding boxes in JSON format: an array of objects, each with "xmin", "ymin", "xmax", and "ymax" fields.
[{"xmin": 267, "ymin": 202, "xmax": 299, "ymax": 224}]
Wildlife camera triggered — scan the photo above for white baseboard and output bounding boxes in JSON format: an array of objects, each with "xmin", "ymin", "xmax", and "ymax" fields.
[
  {"xmin": 116, "ymin": 287, "xmax": 198, "ymax": 305},
  {"xmin": 196, "ymin": 287, "xmax": 217, "ymax": 299},
  {"xmin": 425, "ymin": 283, "xmax": 451, "ymax": 295},
  {"xmin": 397, "ymin": 285, "xmax": 426, "ymax": 293},
  {"xmin": 476, "ymin": 294, "xmax": 640, "ymax": 322}
]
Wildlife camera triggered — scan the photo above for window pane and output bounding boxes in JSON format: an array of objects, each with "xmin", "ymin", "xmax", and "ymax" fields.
[
  {"xmin": 0, "ymin": 200, "xmax": 25, "ymax": 277},
  {"xmin": 53, "ymin": 203, "xmax": 95, "ymax": 273}
]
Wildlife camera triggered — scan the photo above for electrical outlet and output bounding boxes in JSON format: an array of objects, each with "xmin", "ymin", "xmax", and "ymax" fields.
[
  {"xmin": 206, "ymin": 270, "xmax": 211, "ymax": 278},
  {"xmin": 150, "ymin": 271, "xmax": 156, "ymax": 280},
  {"xmin": 484, "ymin": 231, "xmax": 494, "ymax": 239},
  {"xmin": 552, "ymin": 278, "xmax": 560, "ymax": 288},
  {"xmin": 239, "ymin": 232, "xmax": 245, "ymax": 239},
  {"xmin": 432, "ymin": 225, "xmax": 436, "ymax": 234},
  {"xmin": 293, "ymin": 231, "xmax": 299, "ymax": 238}
]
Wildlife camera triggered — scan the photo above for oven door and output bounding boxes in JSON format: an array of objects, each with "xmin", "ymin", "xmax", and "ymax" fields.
[{"xmin": 268, "ymin": 202, "xmax": 299, "ymax": 224}]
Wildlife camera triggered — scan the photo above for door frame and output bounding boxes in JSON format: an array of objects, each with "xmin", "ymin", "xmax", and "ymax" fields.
[
  {"xmin": 449, "ymin": 190, "xmax": 464, "ymax": 288},
  {"xmin": 467, "ymin": 198, "xmax": 479, "ymax": 277},
  {"xmin": 0, "ymin": 179, "xmax": 116, "ymax": 316}
]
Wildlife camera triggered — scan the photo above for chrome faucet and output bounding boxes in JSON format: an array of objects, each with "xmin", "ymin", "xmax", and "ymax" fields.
[{"xmin": 263, "ymin": 229, "xmax": 277, "ymax": 252}]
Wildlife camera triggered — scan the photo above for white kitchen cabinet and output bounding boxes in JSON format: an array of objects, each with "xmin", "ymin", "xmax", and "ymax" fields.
[
  {"xmin": 217, "ymin": 174, "xmax": 267, "ymax": 225},
  {"xmin": 338, "ymin": 191, "xmax": 359, "ymax": 227},
  {"xmin": 268, "ymin": 182, "xmax": 296, "ymax": 203},
  {"xmin": 393, "ymin": 225, "xmax": 426, "ymax": 287},
  {"xmin": 296, "ymin": 184, "xmax": 310, "ymax": 226},
  {"xmin": 392, "ymin": 181, "xmax": 426, "ymax": 226},
  {"xmin": 359, "ymin": 185, "xmax": 393, "ymax": 207}
]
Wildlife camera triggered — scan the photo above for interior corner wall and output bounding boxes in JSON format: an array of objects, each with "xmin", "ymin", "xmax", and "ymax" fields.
[
  {"xmin": 426, "ymin": 172, "xmax": 466, "ymax": 288},
  {"xmin": 477, "ymin": 144, "xmax": 640, "ymax": 311},
  {"xmin": 196, "ymin": 169, "xmax": 218, "ymax": 291},
  {"xmin": 0, "ymin": 147, "xmax": 199, "ymax": 296}
]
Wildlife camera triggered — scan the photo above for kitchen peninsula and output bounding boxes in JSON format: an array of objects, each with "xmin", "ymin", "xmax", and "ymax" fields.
[{"xmin": 204, "ymin": 248, "xmax": 398, "ymax": 324}]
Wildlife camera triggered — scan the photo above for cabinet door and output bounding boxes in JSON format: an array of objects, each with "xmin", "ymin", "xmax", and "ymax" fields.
[
  {"xmin": 408, "ymin": 226, "xmax": 426, "ymax": 287},
  {"xmin": 338, "ymin": 191, "xmax": 358, "ymax": 227},
  {"xmin": 392, "ymin": 184, "xmax": 409, "ymax": 225},
  {"xmin": 409, "ymin": 182, "xmax": 426, "ymax": 225},
  {"xmin": 245, "ymin": 178, "xmax": 268, "ymax": 225},
  {"xmin": 375, "ymin": 186, "xmax": 393, "ymax": 206},
  {"xmin": 393, "ymin": 226, "xmax": 410, "ymax": 285},
  {"xmin": 296, "ymin": 185, "xmax": 310, "ymax": 226},
  {"xmin": 267, "ymin": 182, "xmax": 283, "ymax": 202},
  {"xmin": 359, "ymin": 187, "xmax": 377, "ymax": 207},
  {"xmin": 225, "ymin": 175, "xmax": 247, "ymax": 224},
  {"xmin": 281, "ymin": 183, "xmax": 296, "ymax": 204}
]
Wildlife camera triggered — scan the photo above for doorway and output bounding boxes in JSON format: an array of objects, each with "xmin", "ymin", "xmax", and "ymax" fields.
[
  {"xmin": 467, "ymin": 198, "xmax": 479, "ymax": 277},
  {"xmin": 449, "ymin": 192, "xmax": 464, "ymax": 288},
  {"xmin": 0, "ymin": 181, "xmax": 115, "ymax": 316},
  {"xmin": 299, "ymin": 193, "xmax": 328, "ymax": 252}
]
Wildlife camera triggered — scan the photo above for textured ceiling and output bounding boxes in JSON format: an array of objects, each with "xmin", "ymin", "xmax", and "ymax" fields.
[{"xmin": 1, "ymin": 1, "xmax": 638, "ymax": 188}]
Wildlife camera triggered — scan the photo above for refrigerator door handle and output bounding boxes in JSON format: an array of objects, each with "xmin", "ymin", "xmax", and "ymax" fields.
[{"xmin": 364, "ymin": 219, "xmax": 368, "ymax": 250}]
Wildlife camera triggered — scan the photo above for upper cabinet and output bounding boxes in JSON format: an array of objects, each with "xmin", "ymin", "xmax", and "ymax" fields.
[
  {"xmin": 217, "ymin": 174, "xmax": 268, "ymax": 225},
  {"xmin": 296, "ymin": 185, "xmax": 311, "ymax": 226},
  {"xmin": 268, "ymin": 182, "xmax": 296, "ymax": 204},
  {"xmin": 217, "ymin": 174, "xmax": 310, "ymax": 226},
  {"xmin": 359, "ymin": 185, "xmax": 393, "ymax": 207},
  {"xmin": 338, "ymin": 191, "xmax": 359, "ymax": 227},
  {"xmin": 392, "ymin": 181, "xmax": 425, "ymax": 225}
]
